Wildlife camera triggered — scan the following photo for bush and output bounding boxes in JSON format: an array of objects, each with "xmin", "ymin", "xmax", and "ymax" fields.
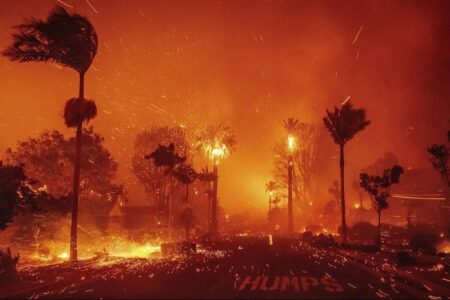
[
  {"xmin": 0, "ymin": 248, "xmax": 19, "ymax": 284},
  {"xmin": 302, "ymin": 231, "xmax": 313, "ymax": 242},
  {"xmin": 311, "ymin": 234, "xmax": 335, "ymax": 248},
  {"xmin": 349, "ymin": 222, "xmax": 378, "ymax": 241},
  {"xmin": 409, "ymin": 234, "xmax": 438, "ymax": 255},
  {"xmin": 395, "ymin": 251, "xmax": 415, "ymax": 266}
]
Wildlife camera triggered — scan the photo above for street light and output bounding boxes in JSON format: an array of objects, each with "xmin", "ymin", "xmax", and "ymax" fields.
[{"xmin": 287, "ymin": 134, "xmax": 296, "ymax": 236}]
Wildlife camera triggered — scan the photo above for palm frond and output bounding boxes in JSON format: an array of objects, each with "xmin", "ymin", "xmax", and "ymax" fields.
[
  {"xmin": 2, "ymin": 5, "xmax": 98, "ymax": 74},
  {"xmin": 64, "ymin": 98, "xmax": 97, "ymax": 128},
  {"xmin": 323, "ymin": 101, "xmax": 370, "ymax": 145}
]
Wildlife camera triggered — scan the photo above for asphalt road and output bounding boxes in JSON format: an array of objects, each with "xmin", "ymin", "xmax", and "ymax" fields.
[{"xmin": 1, "ymin": 236, "xmax": 447, "ymax": 299}]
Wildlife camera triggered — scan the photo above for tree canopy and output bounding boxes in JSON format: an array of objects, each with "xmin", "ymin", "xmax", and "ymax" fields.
[{"xmin": 5, "ymin": 127, "xmax": 121, "ymax": 215}]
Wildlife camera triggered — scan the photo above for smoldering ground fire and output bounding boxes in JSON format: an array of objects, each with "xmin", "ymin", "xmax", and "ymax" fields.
[{"xmin": 0, "ymin": 0, "xmax": 449, "ymax": 299}]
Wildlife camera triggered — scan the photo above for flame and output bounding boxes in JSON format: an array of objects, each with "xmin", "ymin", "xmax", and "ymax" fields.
[
  {"xmin": 204, "ymin": 140, "xmax": 229, "ymax": 165},
  {"xmin": 22, "ymin": 236, "xmax": 162, "ymax": 266},
  {"xmin": 57, "ymin": 251, "xmax": 69, "ymax": 260},
  {"xmin": 437, "ymin": 240, "xmax": 450, "ymax": 254},
  {"xmin": 287, "ymin": 135, "xmax": 295, "ymax": 151}
]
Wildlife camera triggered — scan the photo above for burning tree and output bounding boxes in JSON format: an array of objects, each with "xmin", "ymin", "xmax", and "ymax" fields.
[
  {"xmin": 323, "ymin": 101, "xmax": 370, "ymax": 243},
  {"xmin": 3, "ymin": 6, "xmax": 98, "ymax": 262},
  {"xmin": 273, "ymin": 122, "xmax": 334, "ymax": 227},
  {"xmin": 359, "ymin": 165, "xmax": 404, "ymax": 246},
  {"xmin": 195, "ymin": 124, "xmax": 236, "ymax": 236}
]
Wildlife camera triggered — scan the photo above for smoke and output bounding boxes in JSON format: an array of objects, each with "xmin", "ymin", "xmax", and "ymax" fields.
[{"xmin": 0, "ymin": 0, "xmax": 449, "ymax": 218}]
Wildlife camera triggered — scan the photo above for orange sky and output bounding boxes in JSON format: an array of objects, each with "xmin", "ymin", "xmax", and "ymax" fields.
[{"xmin": 0, "ymin": 0, "xmax": 449, "ymax": 215}]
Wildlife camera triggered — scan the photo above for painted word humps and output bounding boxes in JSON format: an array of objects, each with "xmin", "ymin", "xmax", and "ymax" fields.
[{"xmin": 238, "ymin": 275, "xmax": 344, "ymax": 293}]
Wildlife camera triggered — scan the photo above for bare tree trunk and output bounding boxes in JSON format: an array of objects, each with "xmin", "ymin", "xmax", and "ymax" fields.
[
  {"xmin": 268, "ymin": 194, "xmax": 272, "ymax": 226},
  {"xmin": 378, "ymin": 210, "xmax": 381, "ymax": 247},
  {"xmin": 168, "ymin": 174, "xmax": 173, "ymax": 239},
  {"xmin": 207, "ymin": 185, "xmax": 211, "ymax": 234},
  {"xmin": 288, "ymin": 154, "xmax": 294, "ymax": 236},
  {"xmin": 339, "ymin": 143, "xmax": 347, "ymax": 243},
  {"xmin": 211, "ymin": 165, "xmax": 218, "ymax": 236},
  {"xmin": 70, "ymin": 72, "xmax": 85, "ymax": 262},
  {"xmin": 186, "ymin": 183, "xmax": 189, "ymax": 240}
]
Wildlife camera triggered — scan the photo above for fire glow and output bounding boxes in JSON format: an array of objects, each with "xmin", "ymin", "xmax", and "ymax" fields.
[{"xmin": 23, "ymin": 237, "xmax": 162, "ymax": 266}]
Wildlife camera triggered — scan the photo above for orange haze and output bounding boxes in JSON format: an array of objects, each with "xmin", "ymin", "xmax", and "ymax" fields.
[{"xmin": 0, "ymin": 0, "xmax": 449, "ymax": 216}]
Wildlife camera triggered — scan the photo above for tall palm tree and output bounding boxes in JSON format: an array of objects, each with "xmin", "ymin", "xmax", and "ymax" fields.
[
  {"xmin": 323, "ymin": 101, "xmax": 370, "ymax": 243},
  {"xmin": 2, "ymin": 6, "xmax": 98, "ymax": 262},
  {"xmin": 282, "ymin": 118, "xmax": 302, "ymax": 236},
  {"xmin": 195, "ymin": 124, "xmax": 236, "ymax": 236}
]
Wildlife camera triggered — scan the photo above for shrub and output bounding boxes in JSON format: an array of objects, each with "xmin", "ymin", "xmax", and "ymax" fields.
[
  {"xmin": 302, "ymin": 231, "xmax": 313, "ymax": 242},
  {"xmin": 409, "ymin": 234, "xmax": 438, "ymax": 255},
  {"xmin": 395, "ymin": 251, "xmax": 415, "ymax": 266},
  {"xmin": 311, "ymin": 234, "xmax": 335, "ymax": 247}
]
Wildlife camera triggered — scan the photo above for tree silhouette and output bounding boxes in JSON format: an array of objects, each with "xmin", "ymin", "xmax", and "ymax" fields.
[
  {"xmin": 133, "ymin": 127, "xmax": 188, "ymax": 210},
  {"xmin": 3, "ymin": 6, "xmax": 98, "ymax": 262},
  {"xmin": 195, "ymin": 124, "xmax": 236, "ymax": 236},
  {"xmin": 0, "ymin": 162, "xmax": 40, "ymax": 231},
  {"xmin": 323, "ymin": 101, "xmax": 370, "ymax": 242},
  {"xmin": 146, "ymin": 143, "xmax": 186, "ymax": 239},
  {"xmin": 282, "ymin": 118, "xmax": 302, "ymax": 235},
  {"xmin": 427, "ymin": 134, "xmax": 449, "ymax": 187},
  {"xmin": 360, "ymin": 165, "xmax": 403, "ymax": 246},
  {"xmin": 5, "ymin": 128, "xmax": 120, "ymax": 207},
  {"xmin": 273, "ymin": 123, "xmax": 334, "ymax": 216}
]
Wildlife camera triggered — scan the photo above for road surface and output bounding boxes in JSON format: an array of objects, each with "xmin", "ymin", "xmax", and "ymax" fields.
[{"xmin": 1, "ymin": 235, "xmax": 448, "ymax": 299}]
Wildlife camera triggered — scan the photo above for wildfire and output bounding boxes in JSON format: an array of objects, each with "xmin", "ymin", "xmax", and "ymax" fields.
[
  {"xmin": 437, "ymin": 240, "xmax": 450, "ymax": 254},
  {"xmin": 22, "ymin": 236, "xmax": 162, "ymax": 266},
  {"xmin": 57, "ymin": 251, "xmax": 69, "ymax": 260},
  {"xmin": 205, "ymin": 141, "xmax": 228, "ymax": 165},
  {"xmin": 287, "ymin": 135, "xmax": 295, "ymax": 152}
]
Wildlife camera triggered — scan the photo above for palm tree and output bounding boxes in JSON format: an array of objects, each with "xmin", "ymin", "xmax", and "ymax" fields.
[
  {"xmin": 195, "ymin": 125, "xmax": 236, "ymax": 236},
  {"xmin": 146, "ymin": 143, "xmax": 186, "ymax": 239},
  {"xmin": 173, "ymin": 164, "xmax": 197, "ymax": 239},
  {"xmin": 323, "ymin": 101, "xmax": 370, "ymax": 243},
  {"xmin": 2, "ymin": 6, "xmax": 98, "ymax": 262},
  {"xmin": 282, "ymin": 118, "xmax": 302, "ymax": 236}
]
